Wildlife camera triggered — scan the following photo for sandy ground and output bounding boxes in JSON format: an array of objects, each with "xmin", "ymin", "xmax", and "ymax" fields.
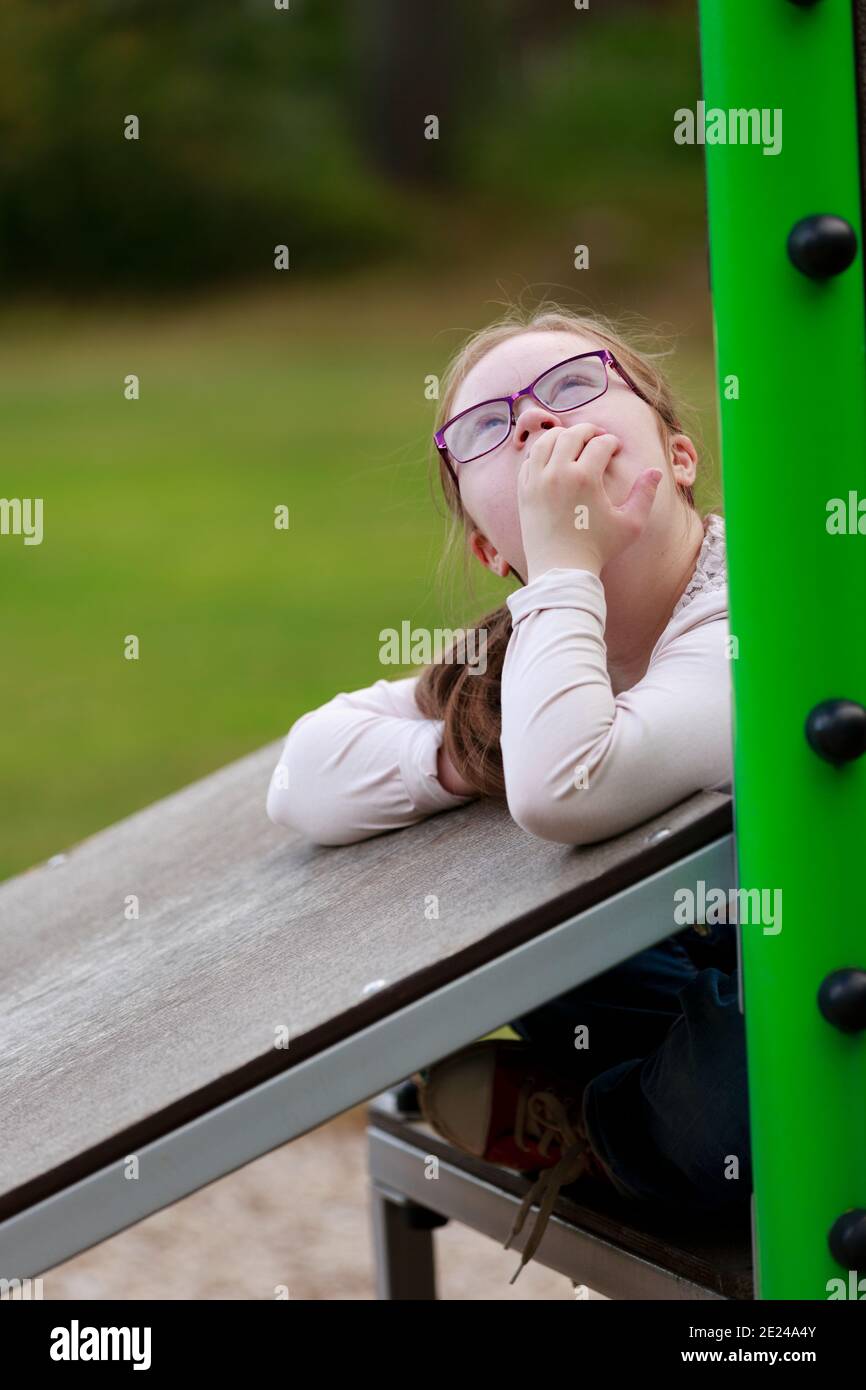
[{"xmin": 40, "ymin": 1105, "xmax": 587, "ymax": 1301}]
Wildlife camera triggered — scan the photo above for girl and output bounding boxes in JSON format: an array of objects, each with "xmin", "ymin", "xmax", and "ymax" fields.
[{"xmin": 267, "ymin": 306, "xmax": 750, "ymax": 1285}]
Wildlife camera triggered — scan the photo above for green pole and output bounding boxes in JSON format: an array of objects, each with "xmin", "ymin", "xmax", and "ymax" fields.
[{"xmin": 696, "ymin": 0, "xmax": 866, "ymax": 1298}]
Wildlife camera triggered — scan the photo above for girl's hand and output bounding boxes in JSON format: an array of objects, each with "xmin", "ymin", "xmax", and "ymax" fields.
[
  {"xmin": 437, "ymin": 743, "xmax": 476, "ymax": 797},
  {"xmin": 518, "ymin": 422, "xmax": 663, "ymax": 583}
]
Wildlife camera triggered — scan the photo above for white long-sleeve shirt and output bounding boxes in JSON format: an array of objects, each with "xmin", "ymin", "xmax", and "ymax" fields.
[{"xmin": 267, "ymin": 513, "xmax": 732, "ymax": 847}]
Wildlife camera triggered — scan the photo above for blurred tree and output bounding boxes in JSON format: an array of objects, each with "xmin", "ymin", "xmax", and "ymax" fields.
[
  {"xmin": 0, "ymin": 0, "xmax": 408, "ymax": 289},
  {"xmin": 0, "ymin": 0, "xmax": 698, "ymax": 292},
  {"xmin": 347, "ymin": 0, "xmax": 464, "ymax": 185}
]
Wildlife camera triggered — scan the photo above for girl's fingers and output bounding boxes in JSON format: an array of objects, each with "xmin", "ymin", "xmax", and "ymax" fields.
[
  {"xmin": 616, "ymin": 468, "xmax": 663, "ymax": 529},
  {"xmin": 524, "ymin": 428, "xmax": 557, "ymax": 470},
  {"xmin": 575, "ymin": 431, "xmax": 621, "ymax": 482},
  {"xmin": 546, "ymin": 422, "xmax": 605, "ymax": 471},
  {"xmin": 524, "ymin": 422, "xmax": 600, "ymax": 476}
]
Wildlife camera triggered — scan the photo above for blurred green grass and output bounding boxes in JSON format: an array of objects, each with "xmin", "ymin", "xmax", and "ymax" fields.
[
  {"xmin": 0, "ymin": 277, "xmax": 493, "ymax": 877},
  {"xmin": 0, "ymin": 260, "xmax": 719, "ymax": 880}
]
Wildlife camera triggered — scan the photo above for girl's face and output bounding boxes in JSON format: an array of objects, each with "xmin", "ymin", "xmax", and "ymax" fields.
[{"xmin": 448, "ymin": 330, "xmax": 697, "ymax": 581}]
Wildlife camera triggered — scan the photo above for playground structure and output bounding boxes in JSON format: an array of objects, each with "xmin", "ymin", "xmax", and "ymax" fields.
[
  {"xmin": 698, "ymin": 0, "xmax": 866, "ymax": 1298},
  {"xmin": 1, "ymin": 0, "xmax": 865, "ymax": 1300}
]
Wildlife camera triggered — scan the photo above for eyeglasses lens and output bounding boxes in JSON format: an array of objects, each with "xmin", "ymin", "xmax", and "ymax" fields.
[
  {"xmin": 443, "ymin": 401, "xmax": 511, "ymax": 466},
  {"xmin": 534, "ymin": 355, "xmax": 607, "ymax": 412}
]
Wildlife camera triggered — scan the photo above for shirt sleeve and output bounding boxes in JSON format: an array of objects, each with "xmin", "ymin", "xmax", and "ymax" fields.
[
  {"xmin": 500, "ymin": 568, "xmax": 733, "ymax": 845},
  {"xmin": 266, "ymin": 674, "xmax": 476, "ymax": 846}
]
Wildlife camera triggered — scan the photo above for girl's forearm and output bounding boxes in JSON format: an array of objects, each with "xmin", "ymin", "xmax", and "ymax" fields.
[
  {"xmin": 499, "ymin": 570, "xmax": 733, "ymax": 845},
  {"xmin": 267, "ymin": 675, "xmax": 474, "ymax": 845}
]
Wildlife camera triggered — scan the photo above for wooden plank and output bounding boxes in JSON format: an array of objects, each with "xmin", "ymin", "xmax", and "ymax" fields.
[{"xmin": 0, "ymin": 737, "xmax": 731, "ymax": 1220}]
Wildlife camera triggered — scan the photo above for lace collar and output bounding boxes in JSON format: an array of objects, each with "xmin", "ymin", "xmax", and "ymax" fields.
[{"xmin": 671, "ymin": 512, "xmax": 727, "ymax": 618}]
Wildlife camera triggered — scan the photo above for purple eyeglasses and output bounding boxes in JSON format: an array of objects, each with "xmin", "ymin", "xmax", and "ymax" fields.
[{"xmin": 434, "ymin": 348, "xmax": 655, "ymax": 491}]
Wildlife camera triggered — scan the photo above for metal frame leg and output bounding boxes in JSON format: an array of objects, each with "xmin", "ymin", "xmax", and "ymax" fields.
[{"xmin": 370, "ymin": 1183, "xmax": 447, "ymax": 1300}]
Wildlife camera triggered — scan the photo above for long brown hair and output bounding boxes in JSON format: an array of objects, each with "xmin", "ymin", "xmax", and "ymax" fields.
[{"xmin": 414, "ymin": 304, "xmax": 705, "ymax": 799}]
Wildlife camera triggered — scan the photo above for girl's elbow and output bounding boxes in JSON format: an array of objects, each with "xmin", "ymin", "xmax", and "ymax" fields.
[
  {"xmin": 266, "ymin": 773, "xmax": 298, "ymax": 832},
  {"xmin": 265, "ymin": 728, "xmax": 352, "ymax": 846},
  {"xmin": 266, "ymin": 774, "xmax": 358, "ymax": 846},
  {"xmin": 506, "ymin": 785, "xmax": 599, "ymax": 847}
]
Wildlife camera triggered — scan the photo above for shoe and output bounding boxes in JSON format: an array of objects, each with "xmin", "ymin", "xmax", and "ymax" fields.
[{"xmin": 417, "ymin": 1039, "xmax": 610, "ymax": 1284}]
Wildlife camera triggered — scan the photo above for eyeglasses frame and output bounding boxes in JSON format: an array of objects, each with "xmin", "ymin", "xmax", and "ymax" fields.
[{"xmin": 433, "ymin": 348, "xmax": 657, "ymax": 491}]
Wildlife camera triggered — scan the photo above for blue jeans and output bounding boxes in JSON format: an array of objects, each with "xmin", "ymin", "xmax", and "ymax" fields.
[{"xmin": 509, "ymin": 924, "xmax": 751, "ymax": 1210}]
